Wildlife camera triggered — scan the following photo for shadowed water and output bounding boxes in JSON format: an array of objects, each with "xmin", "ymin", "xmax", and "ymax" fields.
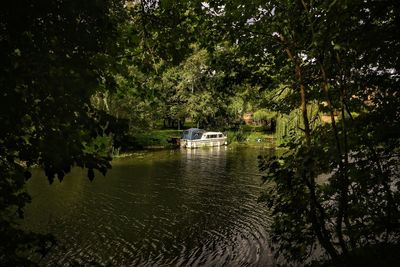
[{"xmin": 24, "ymin": 147, "xmax": 275, "ymax": 266}]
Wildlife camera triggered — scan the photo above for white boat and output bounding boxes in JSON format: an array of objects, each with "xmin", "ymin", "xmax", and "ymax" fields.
[{"xmin": 180, "ymin": 128, "xmax": 227, "ymax": 148}]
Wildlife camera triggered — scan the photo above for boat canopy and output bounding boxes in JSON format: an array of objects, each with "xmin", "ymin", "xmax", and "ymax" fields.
[{"xmin": 181, "ymin": 128, "xmax": 205, "ymax": 140}]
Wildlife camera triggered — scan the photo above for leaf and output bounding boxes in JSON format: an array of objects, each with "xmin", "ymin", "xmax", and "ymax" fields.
[{"xmin": 88, "ymin": 168, "xmax": 95, "ymax": 182}]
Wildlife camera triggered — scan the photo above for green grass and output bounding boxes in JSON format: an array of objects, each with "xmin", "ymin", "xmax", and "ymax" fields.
[{"xmin": 226, "ymin": 130, "xmax": 274, "ymax": 148}]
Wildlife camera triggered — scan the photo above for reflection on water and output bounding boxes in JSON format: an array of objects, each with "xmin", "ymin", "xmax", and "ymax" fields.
[{"xmin": 24, "ymin": 147, "xmax": 275, "ymax": 266}]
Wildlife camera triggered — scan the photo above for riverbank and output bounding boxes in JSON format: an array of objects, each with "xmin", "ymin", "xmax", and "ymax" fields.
[{"xmin": 114, "ymin": 127, "xmax": 275, "ymax": 156}]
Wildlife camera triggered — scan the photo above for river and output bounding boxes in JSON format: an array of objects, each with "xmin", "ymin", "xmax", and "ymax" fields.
[{"xmin": 24, "ymin": 147, "xmax": 275, "ymax": 266}]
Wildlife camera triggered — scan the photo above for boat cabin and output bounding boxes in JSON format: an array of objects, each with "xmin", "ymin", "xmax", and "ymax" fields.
[
  {"xmin": 200, "ymin": 132, "xmax": 225, "ymax": 140},
  {"xmin": 181, "ymin": 129, "xmax": 227, "ymax": 148}
]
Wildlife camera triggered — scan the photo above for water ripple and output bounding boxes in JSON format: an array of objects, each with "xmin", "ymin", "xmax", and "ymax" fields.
[{"xmin": 25, "ymin": 148, "xmax": 275, "ymax": 266}]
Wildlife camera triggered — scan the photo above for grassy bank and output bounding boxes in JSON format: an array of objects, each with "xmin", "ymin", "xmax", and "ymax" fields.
[
  {"xmin": 115, "ymin": 126, "xmax": 275, "ymax": 154},
  {"xmin": 226, "ymin": 129, "xmax": 274, "ymax": 148}
]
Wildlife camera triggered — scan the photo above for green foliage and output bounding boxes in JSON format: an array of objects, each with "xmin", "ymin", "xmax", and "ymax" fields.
[
  {"xmin": 245, "ymin": 0, "xmax": 400, "ymax": 264},
  {"xmin": 253, "ymin": 109, "xmax": 277, "ymax": 123},
  {"xmin": 2, "ymin": 0, "xmax": 399, "ymax": 265},
  {"xmin": 190, "ymin": 0, "xmax": 400, "ymax": 264},
  {"xmin": 108, "ymin": 2, "xmax": 276, "ymax": 131},
  {"xmin": 227, "ymin": 130, "xmax": 248, "ymax": 143},
  {"xmin": 0, "ymin": 0, "xmax": 125, "ymax": 264},
  {"xmin": 312, "ymin": 244, "xmax": 400, "ymax": 267},
  {"xmin": 260, "ymin": 112, "xmax": 400, "ymax": 263},
  {"xmin": 133, "ymin": 129, "xmax": 183, "ymax": 148},
  {"xmin": 275, "ymin": 102, "xmax": 320, "ymax": 146}
]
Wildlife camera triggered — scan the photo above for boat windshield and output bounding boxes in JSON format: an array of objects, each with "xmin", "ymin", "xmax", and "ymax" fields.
[{"xmin": 182, "ymin": 128, "xmax": 205, "ymax": 140}]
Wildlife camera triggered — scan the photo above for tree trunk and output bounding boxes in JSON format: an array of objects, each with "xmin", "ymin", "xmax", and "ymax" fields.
[
  {"xmin": 284, "ymin": 42, "xmax": 338, "ymax": 258},
  {"xmin": 320, "ymin": 65, "xmax": 349, "ymax": 254}
]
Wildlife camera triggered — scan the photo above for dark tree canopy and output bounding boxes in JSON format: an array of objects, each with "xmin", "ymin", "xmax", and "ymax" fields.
[
  {"xmin": 0, "ymin": 0, "xmax": 125, "ymax": 264},
  {"xmin": 1, "ymin": 0, "xmax": 400, "ymax": 265}
]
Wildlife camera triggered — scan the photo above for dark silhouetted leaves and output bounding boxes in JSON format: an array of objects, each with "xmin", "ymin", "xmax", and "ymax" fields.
[{"xmin": 88, "ymin": 168, "xmax": 95, "ymax": 182}]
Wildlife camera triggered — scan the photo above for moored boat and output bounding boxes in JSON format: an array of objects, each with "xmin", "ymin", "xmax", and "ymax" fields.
[{"xmin": 180, "ymin": 128, "xmax": 227, "ymax": 148}]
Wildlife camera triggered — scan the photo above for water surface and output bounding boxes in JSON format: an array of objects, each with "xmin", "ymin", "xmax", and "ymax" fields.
[{"xmin": 25, "ymin": 147, "xmax": 275, "ymax": 266}]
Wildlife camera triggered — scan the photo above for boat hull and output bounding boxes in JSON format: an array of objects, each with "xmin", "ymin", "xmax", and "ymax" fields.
[{"xmin": 180, "ymin": 138, "xmax": 228, "ymax": 149}]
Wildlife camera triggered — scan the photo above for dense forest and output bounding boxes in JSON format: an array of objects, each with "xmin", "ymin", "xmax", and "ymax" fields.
[{"xmin": 1, "ymin": 0, "xmax": 399, "ymax": 266}]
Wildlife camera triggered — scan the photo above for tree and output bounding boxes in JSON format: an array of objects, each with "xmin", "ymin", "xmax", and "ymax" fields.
[
  {"xmin": 202, "ymin": 0, "xmax": 400, "ymax": 264},
  {"xmin": 0, "ymin": 0, "xmax": 125, "ymax": 264}
]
